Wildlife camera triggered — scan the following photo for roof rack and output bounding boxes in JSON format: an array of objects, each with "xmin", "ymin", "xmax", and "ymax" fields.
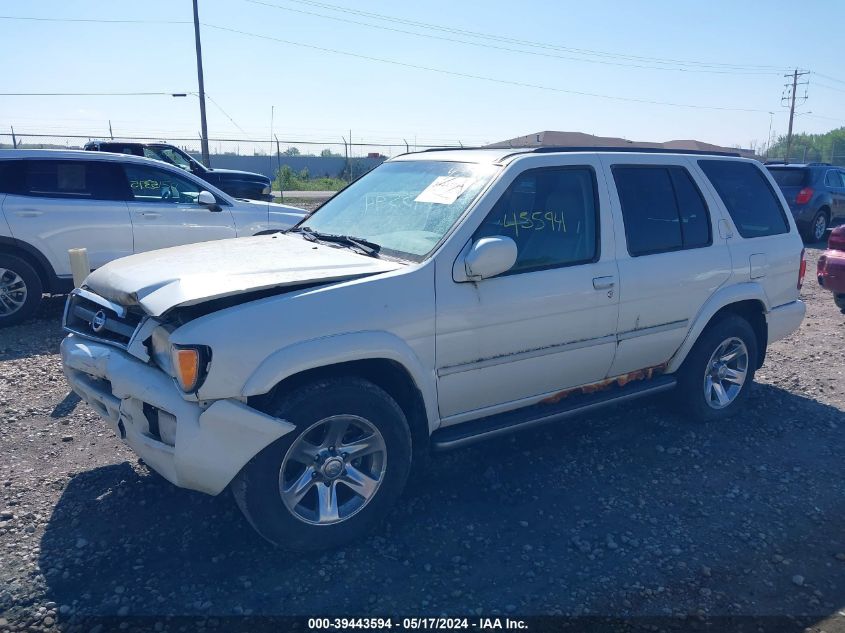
[
  {"xmin": 418, "ymin": 145, "xmax": 742, "ymax": 158},
  {"xmin": 529, "ymin": 146, "xmax": 742, "ymax": 157}
]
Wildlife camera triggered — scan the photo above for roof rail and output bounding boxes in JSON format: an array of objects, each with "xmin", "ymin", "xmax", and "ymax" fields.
[
  {"xmin": 764, "ymin": 160, "xmax": 788, "ymax": 165},
  {"xmin": 529, "ymin": 146, "xmax": 742, "ymax": 157},
  {"xmin": 418, "ymin": 145, "xmax": 742, "ymax": 158},
  {"xmin": 805, "ymin": 162, "xmax": 832, "ymax": 166}
]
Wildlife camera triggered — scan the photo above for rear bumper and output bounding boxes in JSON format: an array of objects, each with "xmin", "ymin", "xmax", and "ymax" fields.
[
  {"xmin": 766, "ymin": 300, "xmax": 806, "ymax": 344},
  {"xmin": 818, "ymin": 250, "xmax": 845, "ymax": 294},
  {"xmin": 60, "ymin": 335, "xmax": 295, "ymax": 495}
]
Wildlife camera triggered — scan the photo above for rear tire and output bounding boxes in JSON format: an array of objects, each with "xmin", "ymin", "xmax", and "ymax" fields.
[
  {"xmin": 673, "ymin": 314, "xmax": 758, "ymax": 422},
  {"xmin": 232, "ymin": 377, "xmax": 412, "ymax": 551},
  {"xmin": 0, "ymin": 255, "xmax": 43, "ymax": 328},
  {"xmin": 803, "ymin": 210, "xmax": 829, "ymax": 243},
  {"xmin": 835, "ymin": 294, "xmax": 845, "ymax": 313}
]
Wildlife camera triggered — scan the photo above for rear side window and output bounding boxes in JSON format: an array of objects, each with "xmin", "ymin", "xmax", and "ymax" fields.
[
  {"xmin": 0, "ymin": 161, "xmax": 18, "ymax": 194},
  {"xmin": 768, "ymin": 168, "xmax": 808, "ymax": 187},
  {"xmin": 612, "ymin": 165, "xmax": 711, "ymax": 256},
  {"xmin": 699, "ymin": 160, "xmax": 789, "ymax": 238},
  {"xmin": 825, "ymin": 170, "xmax": 845, "ymax": 187},
  {"xmin": 20, "ymin": 160, "xmax": 129, "ymax": 200}
]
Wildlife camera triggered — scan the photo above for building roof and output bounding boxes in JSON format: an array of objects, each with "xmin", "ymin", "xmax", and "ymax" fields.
[{"xmin": 486, "ymin": 131, "xmax": 756, "ymax": 158}]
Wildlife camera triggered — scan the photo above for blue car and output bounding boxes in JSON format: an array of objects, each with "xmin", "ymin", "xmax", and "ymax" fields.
[{"xmin": 766, "ymin": 162, "xmax": 845, "ymax": 243}]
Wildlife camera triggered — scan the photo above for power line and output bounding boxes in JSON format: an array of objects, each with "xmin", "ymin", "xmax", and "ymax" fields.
[
  {"xmin": 813, "ymin": 82, "xmax": 845, "ymax": 95},
  {"xmin": 267, "ymin": 0, "xmax": 789, "ymax": 72},
  {"xmin": 814, "ymin": 72, "xmax": 845, "ymax": 86},
  {"xmin": 0, "ymin": 92, "xmax": 187, "ymax": 96},
  {"xmin": 244, "ymin": 0, "xmax": 783, "ymax": 76},
  {"xmin": 203, "ymin": 93, "xmax": 248, "ymax": 134},
  {"xmin": 203, "ymin": 23, "xmax": 771, "ymax": 113},
  {"xmin": 0, "ymin": 15, "xmax": 190, "ymax": 25}
]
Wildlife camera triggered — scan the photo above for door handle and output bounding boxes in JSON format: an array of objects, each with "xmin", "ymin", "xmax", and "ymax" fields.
[
  {"xmin": 138, "ymin": 211, "xmax": 161, "ymax": 219},
  {"xmin": 592, "ymin": 276, "xmax": 616, "ymax": 290},
  {"xmin": 14, "ymin": 210, "xmax": 43, "ymax": 218}
]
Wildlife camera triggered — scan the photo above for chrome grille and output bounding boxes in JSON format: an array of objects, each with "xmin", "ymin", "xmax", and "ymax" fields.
[{"xmin": 63, "ymin": 289, "xmax": 143, "ymax": 349}]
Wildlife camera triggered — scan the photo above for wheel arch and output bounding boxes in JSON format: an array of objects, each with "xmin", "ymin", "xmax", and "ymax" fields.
[
  {"xmin": 248, "ymin": 358, "xmax": 430, "ymax": 467},
  {"xmin": 239, "ymin": 332, "xmax": 437, "ymax": 456},
  {"xmin": 666, "ymin": 284, "xmax": 769, "ymax": 373},
  {"xmin": 0, "ymin": 236, "xmax": 59, "ymax": 292}
]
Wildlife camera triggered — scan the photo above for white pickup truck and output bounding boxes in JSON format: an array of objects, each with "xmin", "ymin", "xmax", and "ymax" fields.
[{"xmin": 60, "ymin": 147, "xmax": 806, "ymax": 551}]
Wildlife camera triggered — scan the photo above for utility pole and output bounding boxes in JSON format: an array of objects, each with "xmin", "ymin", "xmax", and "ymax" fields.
[
  {"xmin": 782, "ymin": 68, "xmax": 809, "ymax": 163},
  {"xmin": 192, "ymin": 0, "xmax": 211, "ymax": 167},
  {"xmin": 10, "ymin": 126, "xmax": 16, "ymax": 149},
  {"xmin": 108, "ymin": 120, "xmax": 113, "ymax": 140}
]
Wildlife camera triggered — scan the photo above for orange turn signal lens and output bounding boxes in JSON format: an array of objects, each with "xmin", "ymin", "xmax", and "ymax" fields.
[{"xmin": 171, "ymin": 346, "xmax": 202, "ymax": 392}]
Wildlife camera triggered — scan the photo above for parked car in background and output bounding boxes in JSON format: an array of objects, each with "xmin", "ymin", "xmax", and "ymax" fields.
[
  {"xmin": 61, "ymin": 147, "xmax": 805, "ymax": 551},
  {"xmin": 817, "ymin": 224, "xmax": 845, "ymax": 312},
  {"xmin": 766, "ymin": 162, "xmax": 845, "ymax": 243},
  {"xmin": 0, "ymin": 149, "xmax": 306, "ymax": 326},
  {"xmin": 84, "ymin": 140, "xmax": 273, "ymax": 201}
]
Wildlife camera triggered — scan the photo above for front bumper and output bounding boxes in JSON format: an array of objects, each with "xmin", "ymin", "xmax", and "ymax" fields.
[
  {"xmin": 766, "ymin": 300, "xmax": 806, "ymax": 344},
  {"xmin": 60, "ymin": 335, "xmax": 295, "ymax": 495}
]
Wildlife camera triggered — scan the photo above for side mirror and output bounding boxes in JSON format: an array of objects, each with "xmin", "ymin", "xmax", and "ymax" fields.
[
  {"xmin": 464, "ymin": 236, "xmax": 518, "ymax": 280},
  {"xmin": 197, "ymin": 190, "xmax": 220, "ymax": 211}
]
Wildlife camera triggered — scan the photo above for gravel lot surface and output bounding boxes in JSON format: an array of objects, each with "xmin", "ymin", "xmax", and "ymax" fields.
[{"xmin": 1, "ymin": 242, "xmax": 843, "ymax": 631}]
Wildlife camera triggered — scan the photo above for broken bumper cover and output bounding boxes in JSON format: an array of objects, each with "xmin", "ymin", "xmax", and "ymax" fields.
[{"xmin": 60, "ymin": 335, "xmax": 295, "ymax": 495}]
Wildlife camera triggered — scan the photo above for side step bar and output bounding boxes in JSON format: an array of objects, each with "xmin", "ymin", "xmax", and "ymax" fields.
[{"xmin": 431, "ymin": 375, "xmax": 677, "ymax": 451}]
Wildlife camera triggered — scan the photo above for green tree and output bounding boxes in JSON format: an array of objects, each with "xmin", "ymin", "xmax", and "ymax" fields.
[
  {"xmin": 766, "ymin": 127, "xmax": 845, "ymax": 164},
  {"xmin": 282, "ymin": 146, "xmax": 300, "ymax": 156}
]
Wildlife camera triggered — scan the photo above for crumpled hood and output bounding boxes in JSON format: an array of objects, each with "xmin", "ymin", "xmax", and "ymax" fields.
[{"xmin": 84, "ymin": 234, "xmax": 404, "ymax": 317}]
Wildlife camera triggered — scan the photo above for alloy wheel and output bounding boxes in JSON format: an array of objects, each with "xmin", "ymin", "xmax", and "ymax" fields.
[
  {"xmin": 0, "ymin": 268, "xmax": 27, "ymax": 317},
  {"xmin": 703, "ymin": 336, "xmax": 749, "ymax": 409},
  {"xmin": 813, "ymin": 214, "xmax": 828, "ymax": 242},
  {"xmin": 279, "ymin": 415, "xmax": 387, "ymax": 525}
]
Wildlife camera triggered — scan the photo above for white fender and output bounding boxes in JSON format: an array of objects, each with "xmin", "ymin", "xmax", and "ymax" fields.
[
  {"xmin": 241, "ymin": 330, "xmax": 440, "ymax": 432},
  {"xmin": 665, "ymin": 282, "xmax": 769, "ymax": 373}
]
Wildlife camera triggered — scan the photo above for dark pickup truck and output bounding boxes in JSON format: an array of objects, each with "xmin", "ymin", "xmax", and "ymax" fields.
[{"xmin": 84, "ymin": 141, "xmax": 272, "ymax": 201}]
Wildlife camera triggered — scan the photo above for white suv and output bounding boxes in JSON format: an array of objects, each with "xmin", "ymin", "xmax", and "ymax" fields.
[
  {"xmin": 0, "ymin": 149, "xmax": 306, "ymax": 325},
  {"xmin": 60, "ymin": 148, "xmax": 806, "ymax": 551}
]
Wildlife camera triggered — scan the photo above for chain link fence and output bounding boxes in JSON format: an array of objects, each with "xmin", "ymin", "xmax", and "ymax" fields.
[{"xmin": 0, "ymin": 132, "xmax": 463, "ymax": 186}]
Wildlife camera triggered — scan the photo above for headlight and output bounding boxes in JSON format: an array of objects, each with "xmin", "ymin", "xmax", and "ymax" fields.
[
  {"xmin": 170, "ymin": 344, "xmax": 211, "ymax": 392},
  {"xmin": 261, "ymin": 183, "xmax": 271, "ymax": 195}
]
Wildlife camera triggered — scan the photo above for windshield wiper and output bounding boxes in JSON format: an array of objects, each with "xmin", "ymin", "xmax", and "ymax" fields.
[{"xmin": 294, "ymin": 227, "xmax": 381, "ymax": 258}]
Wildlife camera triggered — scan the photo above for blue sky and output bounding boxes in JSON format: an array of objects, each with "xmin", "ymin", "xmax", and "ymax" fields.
[{"xmin": 1, "ymin": 0, "xmax": 842, "ymax": 154}]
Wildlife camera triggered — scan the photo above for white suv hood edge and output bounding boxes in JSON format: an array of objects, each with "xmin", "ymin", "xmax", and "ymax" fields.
[{"xmin": 83, "ymin": 234, "xmax": 403, "ymax": 317}]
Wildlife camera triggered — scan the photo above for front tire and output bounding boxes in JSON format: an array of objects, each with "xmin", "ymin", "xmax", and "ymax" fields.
[
  {"xmin": 232, "ymin": 377, "xmax": 412, "ymax": 551},
  {"xmin": 674, "ymin": 314, "xmax": 758, "ymax": 422},
  {"xmin": 0, "ymin": 255, "xmax": 43, "ymax": 328}
]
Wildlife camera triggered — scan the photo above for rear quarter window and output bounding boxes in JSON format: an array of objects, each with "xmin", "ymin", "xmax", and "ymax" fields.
[{"xmin": 699, "ymin": 160, "xmax": 789, "ymax": 238}]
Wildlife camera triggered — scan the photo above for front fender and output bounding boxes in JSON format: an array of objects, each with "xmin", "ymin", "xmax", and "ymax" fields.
[
  {"xmin": 241, "ymin": 330, "xmax": 439, "ymax": 432},
  {"xmin": 665, "ymin": 282, "xmax": 769, "ymax": 373}
]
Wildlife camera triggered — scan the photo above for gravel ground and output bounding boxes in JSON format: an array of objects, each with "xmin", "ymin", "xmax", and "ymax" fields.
[{"xmin": 1, "ymin": 243, "xmax": 843, "ymax": 631}]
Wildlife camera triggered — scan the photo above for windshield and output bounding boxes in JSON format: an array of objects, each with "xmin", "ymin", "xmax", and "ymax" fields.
[
  {"xmin": 296, "ymin": 160, "xmax": 498, "ymax": 261},
  {"xmin": 145, "ymin": 146, "xmax": 195, "ymax": 172}
]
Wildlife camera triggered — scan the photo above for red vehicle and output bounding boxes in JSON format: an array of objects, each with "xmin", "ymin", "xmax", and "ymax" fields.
[{"xmin": 817, "ymin": 225, "xmax": 845, "ymax": 312}]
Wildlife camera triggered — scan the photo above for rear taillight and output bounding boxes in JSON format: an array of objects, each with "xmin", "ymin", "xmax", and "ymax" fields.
[
  {"xmin": 795, "ymin": 187, "xmax": 814, "ymax": 205},
  {"xmin": 798, "ymin": 248, "xmax": 807, "ymax": 290},
  {"xmin": 828, "ymin": 226, "xmax": 845, "ymax": 251}
]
